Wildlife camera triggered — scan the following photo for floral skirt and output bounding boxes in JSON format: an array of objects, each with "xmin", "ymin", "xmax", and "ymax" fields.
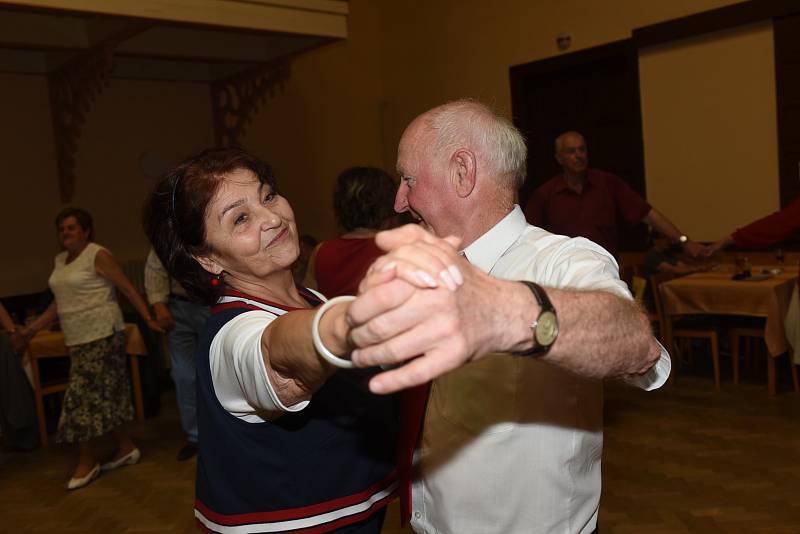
[{"xmin": 56, "ymin": 331, "xmax": 133, "ymax": 443}]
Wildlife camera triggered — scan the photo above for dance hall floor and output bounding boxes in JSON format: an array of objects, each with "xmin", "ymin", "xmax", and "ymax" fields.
[{"xmin": 2, "ymin": 372, "xmax": 799, "ymax": 533}]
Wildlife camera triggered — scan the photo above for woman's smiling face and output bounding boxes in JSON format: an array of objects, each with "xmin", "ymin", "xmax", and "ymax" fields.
[{"xmin": 195, "ymin": 167, "xmax": 299, "ymax": 285}]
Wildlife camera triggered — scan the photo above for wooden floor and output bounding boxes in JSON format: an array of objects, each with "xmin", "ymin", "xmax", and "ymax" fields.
[{"xmin": 2, "ymin": 372, "xmax": 799, "ymax": 533}]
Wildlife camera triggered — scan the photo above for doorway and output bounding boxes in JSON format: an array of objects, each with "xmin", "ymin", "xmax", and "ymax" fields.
[{"xmin": 510, "ymin": 40, "xmax": 648, "ymax": 250}]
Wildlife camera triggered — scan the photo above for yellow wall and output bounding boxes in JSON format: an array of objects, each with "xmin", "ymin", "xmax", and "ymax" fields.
[
  {"xmin": 244, "ymin": 0, "xmax": 760, "ymax": 242},
  {"xmin": 246, "ymin": 0, "xmax": 386, "ymax": 241},
  {"xmin": 2, "ymin": 0, "xmax": 776, "ymax": 297},
  {"xmin": 0, "ymin": 75, "xmax": 212, "ymax": 296},
  {"xmin": 639, "ymin": 22, "xmax": 778, "ymax": 241},
  {"xmin": 0, "ymin": 74, "xmax": 62, "ymax": 296}
]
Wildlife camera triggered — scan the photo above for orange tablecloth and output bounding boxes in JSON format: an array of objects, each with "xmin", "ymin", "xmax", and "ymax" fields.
[
  {"xmin": 659, "ymin": 267, "xmax": 797, "ymax": 357},
  {"xmin": 27, "ymin": 323, "xmax": 147, "ymax": 358}
]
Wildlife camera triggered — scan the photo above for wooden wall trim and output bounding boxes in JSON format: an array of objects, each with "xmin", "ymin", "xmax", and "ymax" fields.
[
  {"xmin": 510, "ymin": 39, "xmax": 634, "ymax": 78},
  {"xmin": 632, "ymin": 0, "xmax": 800, "ymax": 49}
]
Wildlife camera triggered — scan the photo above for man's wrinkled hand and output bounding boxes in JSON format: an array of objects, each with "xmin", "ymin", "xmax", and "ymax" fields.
[{"xmin": 348, "ymin": 277, "xmax": 473, "ymax": 394}]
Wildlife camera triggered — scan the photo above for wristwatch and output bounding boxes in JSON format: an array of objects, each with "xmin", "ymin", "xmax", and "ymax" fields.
[
  {"xmin": 678, "ymin": 234, "xmax": 689, "ymax": 244},
  {"xmin": 514, "ymin": 281, "xmax": 559, "ymax": 357}
]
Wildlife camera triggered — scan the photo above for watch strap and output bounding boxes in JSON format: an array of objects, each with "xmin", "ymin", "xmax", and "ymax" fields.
[{"xmin": 513, "ymin": 281, "xmax": 556, "ymax": 357}]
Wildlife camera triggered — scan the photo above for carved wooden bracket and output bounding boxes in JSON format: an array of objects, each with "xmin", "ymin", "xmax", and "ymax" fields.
[
  {"xmin": 210, "ymin": 60, "xmax": 291, "ymax": 147},
  {"xmin": 48, "ymin": 45, "xmax": 115, "ymax": 202},
  {"xmin": 47, "ymin": 24, "xmax": 147, "ymax": 202}
]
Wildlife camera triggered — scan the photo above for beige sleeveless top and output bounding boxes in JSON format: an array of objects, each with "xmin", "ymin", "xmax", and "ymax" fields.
[{"xmin": 48, "ymin": 242, "xmax": 125, "ymax": 347}]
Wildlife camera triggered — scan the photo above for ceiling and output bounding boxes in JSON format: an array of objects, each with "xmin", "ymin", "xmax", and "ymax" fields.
[{"xmin": 0, "ymin": 1, "xmax": 347, "ymax": 82}]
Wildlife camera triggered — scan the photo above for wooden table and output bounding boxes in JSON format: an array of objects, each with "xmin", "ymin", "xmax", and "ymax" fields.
[
  {"xmin": 659, "ymin": 266, "xmax": 797, "ymax": 393},
  {"xmin": 25, "ymin": 323, "xmax": 147, "ymax": 446}
]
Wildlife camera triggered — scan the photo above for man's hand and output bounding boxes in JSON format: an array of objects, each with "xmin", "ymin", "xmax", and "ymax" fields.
[
  {"xmin": 701, "ymin": 235, "xmax": 733, "ymax": 258},
  {"xmin": 9, "ymin": 329, "xmax": 29, "ymax": 354},
  {"xmin": 682, "ymin": 240, "xmax": 704, "ymax": 259},
  {"xmin": 347, "ymin": 225, "xmax": 524, "ymax": 394},
  {"xmin": 153, "ymin": 302, "xmax": 175, "ymax": 331}
]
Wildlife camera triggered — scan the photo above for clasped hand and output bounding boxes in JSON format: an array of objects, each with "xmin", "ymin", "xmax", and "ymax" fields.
[{"xmin": 345, "ymin": 224, "xmax": 495, "ymax": 394}]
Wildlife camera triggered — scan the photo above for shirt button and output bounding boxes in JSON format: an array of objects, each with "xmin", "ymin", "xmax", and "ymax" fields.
[{"xmin": 414, "ymin": 512, "xmax": 421, "ymax": 519}]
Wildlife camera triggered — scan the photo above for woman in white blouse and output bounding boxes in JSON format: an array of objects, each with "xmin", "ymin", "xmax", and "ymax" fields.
[
  {"xmin": 142, "ymin": 148, "xmax": 461, "ymax": 534},
  {"xmin": 22, "ymin": 208, "xmax": 163, "ymax": 490}
]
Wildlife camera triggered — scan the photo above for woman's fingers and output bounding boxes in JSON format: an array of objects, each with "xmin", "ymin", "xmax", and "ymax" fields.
[
  {"xmin": 375, "ymin": 224, "xmax": 462, "ymax": 255},
  {"xmin": 365, "ymin": 241, "xmax": 463, "ymax": 291}
]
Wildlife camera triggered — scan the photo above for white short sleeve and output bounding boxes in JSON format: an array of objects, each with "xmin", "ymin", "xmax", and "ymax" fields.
[
  {"xmin": 534, "ymin": 237, "xmax": 672, "ymax": 390},
  {"xmin": 624, "ymin": 340, "xmax": 671, "ymax": 391},
  {"xmin": 210, "ymin": 310, "xmax": 310, "ymax": 422}
]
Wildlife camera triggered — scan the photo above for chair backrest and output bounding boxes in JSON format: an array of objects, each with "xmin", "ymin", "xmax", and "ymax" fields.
[
  {"xmin": 631, "ymin": 275, "xmax": 647, "ymax": 305},
  {"xmin": 649, "ymin": 272, "xmax": 676, "ymax": 328},
  {"xmin": 619, "ymin": 264, "xmax": 635, "ymax": 290}
]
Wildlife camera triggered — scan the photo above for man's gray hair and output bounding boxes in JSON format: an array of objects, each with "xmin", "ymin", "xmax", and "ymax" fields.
[
  {"xmin": 554, "ymin": 131, "xmax": 584, "ymax": 153},
  {"xmin": 423, "ymin": 99, "xmax": 527, "ymax": 189}
]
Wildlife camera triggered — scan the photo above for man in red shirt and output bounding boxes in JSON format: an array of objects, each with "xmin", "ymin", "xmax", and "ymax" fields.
[{"xmin": 523, "ymin": 131, "xmax": 703, "ymax": 258}]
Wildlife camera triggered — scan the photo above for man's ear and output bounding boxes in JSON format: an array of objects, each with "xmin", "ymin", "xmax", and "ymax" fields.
[
  {"xmin": 192, "ymin": 253, "xmax": 224, "ymax": 276},
  {"xmin": 452, "ymin": 149, "xmax": 477, "ymax": 198}
]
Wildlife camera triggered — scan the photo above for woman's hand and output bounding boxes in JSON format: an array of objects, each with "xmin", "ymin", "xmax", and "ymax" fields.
[
  {"xmin": 146, "ymin": 318, "xmax": 166, "ymax": 334},
  {"xmin": 362, "ymin": 224, "xmax": 464, "ymax": 292}
]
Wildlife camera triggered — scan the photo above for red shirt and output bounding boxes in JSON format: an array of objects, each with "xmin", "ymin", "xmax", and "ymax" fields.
[
  {"xmin": 313, "ymin": 237, "xmax": 384, "ymax": 298},
  {"xmin": 732, "ymin": 195, "xmax": 800, "ymax": 248},
  {"xmin": 523, "ymin": 169, "xmax": 652, "ymax": 257}
]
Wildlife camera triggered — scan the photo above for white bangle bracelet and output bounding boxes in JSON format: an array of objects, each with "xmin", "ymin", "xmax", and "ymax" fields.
[{"xmin": 311, "ymin": 295, "xmax": 356, "ymax": 368}]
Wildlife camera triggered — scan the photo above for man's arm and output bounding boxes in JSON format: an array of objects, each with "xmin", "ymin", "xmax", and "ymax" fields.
[
  {"xmin": 347, "ymin": 226, "xmax": 661, "ymax": 394},
  {"xmin": 144, "ymin": 249, "xmax": 175, "ymax": 331},
  {"xmin": 96, "ymin": 250, "xmax": 165, "ymax": 334},
  {"xmin": 643, "ymin": 208, "xmax": 703, "ymax": 258},
  {"xmin": 727, "ymin": 195, "xmax": 800, "ymax": 249},
  {"xmin": 0, "ymin": 301, "xmax": 15, "ymax": 332}
]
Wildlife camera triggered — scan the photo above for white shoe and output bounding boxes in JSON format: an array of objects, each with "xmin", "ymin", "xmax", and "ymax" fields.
[
  {"xmin": 100, "ymin": 448, "xmax": 141, "ymax": 471},
  {"xmin": 66, "ymin": 463, "xmax": 100, "ymax": 491}
]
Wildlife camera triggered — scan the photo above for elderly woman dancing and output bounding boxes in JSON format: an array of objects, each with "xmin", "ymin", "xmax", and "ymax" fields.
[
  {"xmin": 143, "ymin": 148, "xmax": 441, "ymax": 533},
  {"xmin": 22, "ymin": 207, "xmax": 163, "ymax": 489}
]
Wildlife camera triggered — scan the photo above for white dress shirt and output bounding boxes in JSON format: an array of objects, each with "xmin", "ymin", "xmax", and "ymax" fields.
[
  {"xmin": 144, "ymin": 248, "xmax": 188, "ymax": 304},
  {"xmin": 410, "ymin": 205, "xmax": 670, "ymax": 534}
]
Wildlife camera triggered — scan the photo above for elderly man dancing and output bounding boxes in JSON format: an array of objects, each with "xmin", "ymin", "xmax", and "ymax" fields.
[{"xmin": 346, "ymin": 99, "xmax": 671, "ymax": 534}]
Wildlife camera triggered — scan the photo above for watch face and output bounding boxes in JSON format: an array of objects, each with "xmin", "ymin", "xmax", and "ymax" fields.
[{"xmin": 535, "ymin": 311, "xmax": 559, "ymax": 346}]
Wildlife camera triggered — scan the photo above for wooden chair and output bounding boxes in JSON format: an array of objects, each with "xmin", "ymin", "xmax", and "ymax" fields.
[
  {"xmin": 650, "ymin": 272, "xmax": 721, "ymax": 389},
  {"xmin": 27, "ymin": 328, "xmax": 146, "ymax": 447},
  {"xmin": 619, "ymin": 264, "xmax": 635, "ymax": 290},
  {"xmin": 631, "ymin": 274, "xmax": 659, "ymax": 331},
  {"xmin": 730, "ymin": 326, "xmax": 799, "ymax": 396}
]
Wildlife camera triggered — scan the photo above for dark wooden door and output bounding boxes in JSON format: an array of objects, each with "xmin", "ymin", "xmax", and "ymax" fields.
[
  {"xmin": 774, "ymin": 13, "xmax": 800, "ymax": 209},
  {"xmin": 510, "ymin": 40, "xmax": 648, "ymax": 250}
]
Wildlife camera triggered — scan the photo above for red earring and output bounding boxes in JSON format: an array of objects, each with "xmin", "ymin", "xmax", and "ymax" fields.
[{"xmin": 210, "ymin": 273, "xmax": 222, "ymax": 286}]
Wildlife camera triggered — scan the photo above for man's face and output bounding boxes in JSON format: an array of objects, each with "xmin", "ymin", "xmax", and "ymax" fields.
[
  {"xmin": 555, "ymin": 134, "xmax": 588, "ymax": 175},
  {"xmin": 394, "ymin": 120, "xmax": 450, "ymax": 236}
]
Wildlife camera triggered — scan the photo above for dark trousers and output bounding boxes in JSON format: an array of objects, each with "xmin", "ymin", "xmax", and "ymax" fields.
[{"xmin": 0, "ymin": 333, "xmax": 38, "ymax": 450}]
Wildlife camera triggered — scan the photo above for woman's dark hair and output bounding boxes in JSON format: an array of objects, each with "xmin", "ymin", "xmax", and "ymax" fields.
[
  {"xmin": 55, "ymin": 207, "xmax": 94, "ymax": 241},
  {"xmin": 333, "ymin": 167, "xmax": 397, "ymax": 231},
  {"xmin": 143, "ymin": 147, "xmax": 277, "ymax": 305}
]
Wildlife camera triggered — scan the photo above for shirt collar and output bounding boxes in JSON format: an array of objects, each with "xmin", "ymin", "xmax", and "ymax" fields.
[
  {"xmin": 553, "ymin": 170, "xmax": 594, "ymax": 194},
  {"xmin": 462, "ymin": 205, "xmax": 527, "ymax": 273}
]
